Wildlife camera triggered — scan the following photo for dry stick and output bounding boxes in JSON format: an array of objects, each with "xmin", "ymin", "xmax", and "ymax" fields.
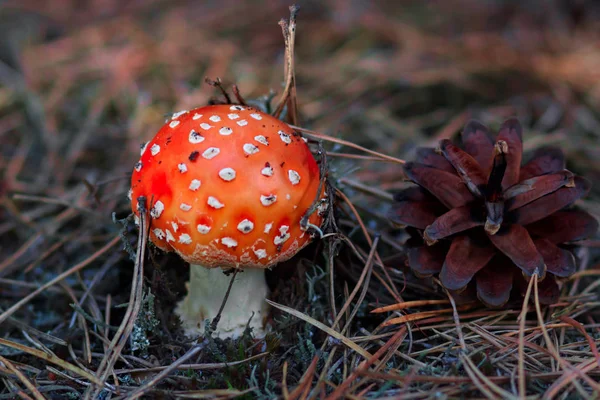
[
  {"xmin": 0, "ymin": 355, "xmax": 46, "ymax": 400},
  {"xmin": 231, "ymin": 84, "xmax": 248, "ymax": 106},
  {"xmin": 292, "ymin": 125, "xmax": 406, "ymax": 165},
  {"xmin": 273, "ymin": 5, "xmax": 299, "ymax": 123},
  {"xmin": 210, "ymin": 269, "xmax": 239, "ymax": 332},
  {"xmin": 0, "ymin": 235, "xmax": 120, "ymax": 325},
  {"xmin": 285, "ymin": 5, "xmax": 299, "ymax": 126},
  {"xmin": 87, "ymin": 196, "xmax": 149, "ymax": 399},
  {"xmin": 204, "ymin": 77, "xmax": 232, "ymax": 104}
]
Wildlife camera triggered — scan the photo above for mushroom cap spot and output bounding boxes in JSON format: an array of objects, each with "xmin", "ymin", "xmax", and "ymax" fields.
[
  {"xmin": 209, "ymin": 115, "xmax": 221, "ymax": 122},
  {"xmin": 278, "ymin": 130, "xmax": 292, "ymax": 144},
  {"xmin": 189, "ymin": 179, "xmax": 201, "ymax": 191},
  {"xmin": 189, "ymin": 130, "xmax": 204, "ymax": 144},
  {"xmin": 254, "ymin": 249, "xmax": 267, "ymax": 259},
  {"xmin": 237, "ymin": 219, "xmax": 254, "ymax": 233},
  {"xmin": 150, "ymin": 144, "xmax": 160, "ymax": 156},
  {"xmin": 135, "ymin": 161, "xmax": 142, "ymax": 172},
  {"xmin": 178, "ymin": 163, "xmax": 188, "ymax": 173},
  {"xmin": 218, "ymin": 168, "xmax": 236, "ymax": 182},
  {"xmin": 150, "ymin": 201, "xmax": 165, "ymax": 219},
  {"xmin": 197, "ymin": 224, "xmax": 211, "ymax": 234},
  {"xmin": 179, "ymin": 233, "xmax": 192, "ymax": 244},
  {"xmin": 140, "ymin": 142, "xmax": 148, "ymax": 156},
  {"xmin": 169, "ymin": 120, "xmax": 180, "ymax": 128},
  {"xmin": 254, "ymin": 135, "xmax": 269, "ymax": 145},
  {"xmin": 165, "ymin": 229, "xmax": 175, "ymax": 242},
  {"xmin": 264, "ymin": 222, "xmax": 273, "ymax": 233},
  {"xmin": 274, "ymin": 233, "xmax": 291, "ymax": 245},
  {"xmin": 261, "ymin": 165, "xmax": 274, "ymax": 177},
  {"xmin": 260, "ymin": 194, "xmax": 277, "ymax": 206},
  {"xmin": 250, "ymin": 113, "xmax": 262, "ymax": 120},
  {"xmin": 207, "ymin": 196, "xmax": 224, "ymax": 209},
  {"xmin": 288, "ymin": 170, "xmax": 301, "ymax": 185},
  {"xmin": 172, "ymin": 110, "xmax": 188, "ymax": 119},
  {"xmin": 237, "ymin": 120, "xmax": 248, "ymax": 127},
  {"xmin": 127, "ymin": 188, "xmax": 133, "ymax": 200},
  {"xmin": 219, "ymin": 127, "xmax": 233, "ymax": 136},
  {"xmin": 221, "ymin": 237, "xmax": 238, "ymax": 248},
  {"xmin": 200, "ymin": 123, "xmax": 212, "ymax": 130},
  {"xmin": 180, "ymin": 203, "xmax": 192, "ymax": 211},
  {"xmin": 243, "ymin": 143, "xmax": 259, "ymax": 155},
  {"xmin": 202, "ymin": 147, "xmax": 220, "ymax": 159},
  {"xmin": 131, "ymin": 104, "xmax": 324, "ymax": 269},
  {"xmin": 228, "ymin": 113, "xmax": 239, "ymax": 120}
]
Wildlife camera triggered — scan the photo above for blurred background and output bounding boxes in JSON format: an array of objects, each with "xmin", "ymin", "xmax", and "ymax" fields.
[{"xmin": 1, "ymin": 0, "xmax": 600, "ymax": 397}]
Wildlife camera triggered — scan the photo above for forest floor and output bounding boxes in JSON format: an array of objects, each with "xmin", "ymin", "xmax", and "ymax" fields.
[{"xmin": 1, "ymin": 1, "xmax": 600, "ymax": 398}]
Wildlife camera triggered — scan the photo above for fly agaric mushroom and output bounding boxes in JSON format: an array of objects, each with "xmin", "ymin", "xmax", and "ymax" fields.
[{"xmin": 130, "ymin": 105, "xmax": 325, "ymax": 338}]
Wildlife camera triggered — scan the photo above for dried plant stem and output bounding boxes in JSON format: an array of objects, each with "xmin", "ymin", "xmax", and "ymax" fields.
[
  {"xmin": 87, "ymin": 197, "xmax": 149, "ymax": 399},
  {"xmin": 273, "ymin": 5, "xmax": 299, "ymax": 124},
  {"xmin": 210, "ymin": 268, "xmax": 240, "ymax": 332},
  {"xmin": 293, "ymin": 125, "xmax": 406, "ymax": 164}
]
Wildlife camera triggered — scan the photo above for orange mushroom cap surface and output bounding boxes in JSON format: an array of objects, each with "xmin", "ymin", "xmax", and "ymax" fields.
[{"xmin": 130, "ymin": 105, "xmax": 325, "ymax": 269}]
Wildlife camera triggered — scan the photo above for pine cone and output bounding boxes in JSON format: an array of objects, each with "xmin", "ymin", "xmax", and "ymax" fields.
[{"xmin": 390, "ymin": 118, "xmax": 598, "ymax": 307}]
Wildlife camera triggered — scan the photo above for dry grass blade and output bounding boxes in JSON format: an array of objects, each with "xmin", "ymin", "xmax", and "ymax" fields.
[
  {"xmin": 265, "ymin": 299, "xmax": 371, "ymax": 359},
  {"xmin": 532, "ymin": 277, "xmax": 600, "ymax": 399},
  {"xmin": 332, "ymin": 236, "xmax": 379, "ymax": 332},
  {"xmin": 123, "ymin": 345, "xmax": 205, "ymax": 400},
  {"xmin": 518, "ymin": 273, "xmax": 536, "ymax": 398},
  {"xmin": 371, "ymin": 299, "xmax": 450, "ymax": 313},
  {"xmin": 114, "ymin": 352, "xmax": 269, "ymax": 374},
  {"xmin": 0, "ymin": 355, "xmax": 46, "ymax": 400},
  {"xmin": 172, "ymin": 389, "xmax": 256, "ymax": 399},
  {"xmin": 287, "ymin": 355, "xmax": 319, "ymax": 400},
  {"xmin": 0, "ymin": 235, "xmax": 120, "ymax": 325},
  {"xmin": 0, "ymin": 338, "xmax": 105, "ymax": 387},
  {"xmin": 557, "ymin": 315, "xmax": 600, "ymax": 368},
  {"xmin": 325, "ymin": 326, "xmax": 407, "ymax": 399}
]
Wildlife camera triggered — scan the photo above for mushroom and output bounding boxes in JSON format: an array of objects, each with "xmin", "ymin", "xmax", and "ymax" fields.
[{"xmin": 130, "ymin": 105, "xmax": 325, "ymax": 338}]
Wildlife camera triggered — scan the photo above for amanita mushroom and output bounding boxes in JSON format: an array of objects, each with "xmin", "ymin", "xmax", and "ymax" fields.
[{"xmin": 130, "ymin": 105, "xmax": 325, "ymax": 338}]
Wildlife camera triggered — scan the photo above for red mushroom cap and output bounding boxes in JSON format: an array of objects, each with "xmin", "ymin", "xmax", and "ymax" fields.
[{"xmin": 130, "ymin": 105, "xmax": 325, "ymax": 268}]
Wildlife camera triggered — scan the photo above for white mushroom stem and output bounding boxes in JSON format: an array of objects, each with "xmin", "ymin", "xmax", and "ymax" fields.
[{"xmin": 175, "ymin": 265, "xmax": 269, "ymax": 338}]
